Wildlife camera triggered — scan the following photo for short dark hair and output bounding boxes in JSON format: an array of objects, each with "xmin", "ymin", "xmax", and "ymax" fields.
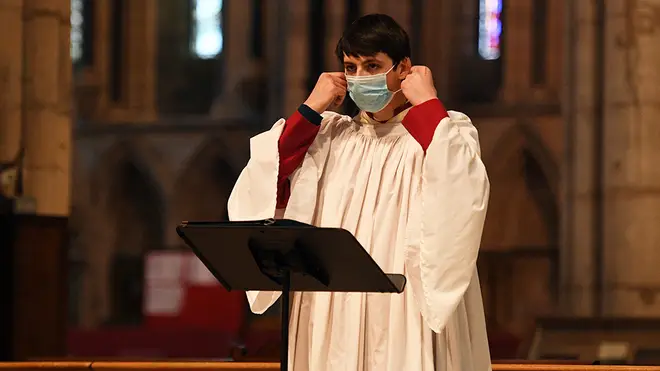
[{"xmin": 335, "ymin": 14, "xmax": 411, "ymax": 66}]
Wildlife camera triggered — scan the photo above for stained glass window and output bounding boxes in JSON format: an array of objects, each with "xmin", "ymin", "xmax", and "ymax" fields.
[
  {"xmin": 71, "ymin": 0, "xmax": 84, "ymax": 62},
  {"xmin": 478, "ymin": 0, "xmax": 502, "ymax": 60},
  {"xmin": 192, "ymin": 0, "xmax": 224, "ymax": 59}
]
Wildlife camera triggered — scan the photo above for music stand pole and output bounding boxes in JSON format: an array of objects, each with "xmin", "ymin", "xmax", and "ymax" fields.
[{"xmin": 280, "ymin": 269, "xmax": 290, "ymax": 371}]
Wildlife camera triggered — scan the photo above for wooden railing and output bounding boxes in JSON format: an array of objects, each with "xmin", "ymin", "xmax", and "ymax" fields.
[
  {"xmin": 0, "ymin": 362, "xmax": 279, "ymax": 370},
  {"xmin": 492, "ymin": 366, "xmax": 660, "ymax": 371},
  {"xmin": 1, "ymin": 362, "xmax": 660, "ymax": 371}
]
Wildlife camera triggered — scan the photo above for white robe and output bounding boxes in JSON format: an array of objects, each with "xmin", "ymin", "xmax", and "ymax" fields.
[{"xmin": 228, "ymin": 108, "xmax": 492, "ymax": 371}]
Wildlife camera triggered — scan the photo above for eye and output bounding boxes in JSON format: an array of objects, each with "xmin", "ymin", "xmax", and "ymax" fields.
[
  {"xmin": 367, "ymin": 63, "xmax": 380, "ymax": 71},
  {"xmin": 344, "ymin": 65, "xmax": 357, "ymax": 74}
]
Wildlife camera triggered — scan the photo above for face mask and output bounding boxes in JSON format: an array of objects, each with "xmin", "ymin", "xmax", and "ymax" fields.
[{"xmin": 346, "ymin": 65, "xmax": 400, "ymax": 113}]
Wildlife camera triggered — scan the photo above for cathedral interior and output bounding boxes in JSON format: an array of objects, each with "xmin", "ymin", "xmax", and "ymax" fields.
[{"xmin": 2, "ymin": 0, "xmax": 660, "ymax": 366}]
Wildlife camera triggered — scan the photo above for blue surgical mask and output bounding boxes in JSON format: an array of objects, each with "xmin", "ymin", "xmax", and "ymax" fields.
[{"xmin": 346, "ymin": 65, "xmax": 400, "ymax": 113}]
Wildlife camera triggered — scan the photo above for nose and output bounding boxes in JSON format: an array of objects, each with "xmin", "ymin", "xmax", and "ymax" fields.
[{"xmin": 355, "ymin": 67, "xmax": 370, "ymax": 77}]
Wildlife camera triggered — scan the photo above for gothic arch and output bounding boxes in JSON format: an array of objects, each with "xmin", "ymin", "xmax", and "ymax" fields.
[
  {"xmin": 88, "ymin": 140, "xmax": 166, "ymax": 325},
  {"xmin": 482, "ymin": 122, "xmax": 559, "ymax": 250},
  {"xmin": 488, "ymin": 121, "xmax": 560, "ymax": 196},
  {"xmin": 479, "ymin": 122, "xmax": 561, "ymax": 339},
  {"xmin": 171, "ymin": 138, "xmax": 238, "ymax": 226}
]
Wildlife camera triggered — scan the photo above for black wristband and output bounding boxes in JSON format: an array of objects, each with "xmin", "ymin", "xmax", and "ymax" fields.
[{"xmin": 298, "ymin": 104, "xmax": 323, "ymax": 126}]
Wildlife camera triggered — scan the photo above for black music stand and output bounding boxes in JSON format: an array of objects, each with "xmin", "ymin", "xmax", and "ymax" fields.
[{"xmin": 176, "ymin": 219, "xmax": 406, "ymax": 371}]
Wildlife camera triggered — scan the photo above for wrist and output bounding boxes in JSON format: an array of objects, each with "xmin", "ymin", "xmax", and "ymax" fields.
[
  {"xmin": 303, "ymin": 99, "xmax": 325, "ymax": 114},
  {"xmin": 411, "ymin": 96, "xmax": 438, "ymax": 106},
  {"xmin": 298, "ymin": 104, "xmax": 323, "ymax": 126}
]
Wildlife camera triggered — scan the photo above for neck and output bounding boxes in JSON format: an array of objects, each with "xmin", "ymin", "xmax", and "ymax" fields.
[{"xmin": 370, "ymin": 92, "xmax": 408, "ymax": 122}]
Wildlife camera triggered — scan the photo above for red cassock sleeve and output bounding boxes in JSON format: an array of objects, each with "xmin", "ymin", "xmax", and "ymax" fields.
[
  {"xmin": 402, "ymin": 98, "xmax": 450, "ymax": 153},
  {"xmin": 276, "ymin": 106, "xmax": 322, "ymax": 209}
]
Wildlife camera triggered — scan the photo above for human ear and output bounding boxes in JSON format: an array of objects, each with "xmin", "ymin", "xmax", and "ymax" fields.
[{"xmin": 397, "ymin": 58, "xmax": 412, "ymax": 79}]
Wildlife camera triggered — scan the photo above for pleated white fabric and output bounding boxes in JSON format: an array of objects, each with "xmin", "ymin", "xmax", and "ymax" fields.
[{"xmin": 228, "ymin": 109, "xmax": 492, "ymax": 371}]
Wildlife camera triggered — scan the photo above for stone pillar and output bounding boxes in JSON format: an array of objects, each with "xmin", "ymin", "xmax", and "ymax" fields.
[
  {"xmin": 209, "ymin": 0, "xmax": 259, "ymax": 121},
  {"xmin": 561, "ymin": 0, "xmax": 599, "ymax": 317},
  {"xmin": 562, "ymin": 0, "xmax": 660, "ymax": 317},
  {"xmin": 501, "ymin": 0, "xmax": 533, "ymax": 103},
  {"xmin": 21, "ymin": 0, "xmax": 72, "ymax": 217},
  {"xmin": 324, "ymin": 0, "xmax": 345, "ymax": 71},
  {"xmin": 265, "ymin": 0, "xmax": 285, "ymax": 121},
  {"xmin": 125, "ymin": 0, "xmax": 157, "ymax": 120},
  {"xmin": 361, "ymin": 0, "xmax": 411, "ymax": 29},
  {"xmin": 361, "ymin": 0, "xmax": 383, "ymax": 15},
  {"xmin": 382, "ymin": 1, "xmax": 411, "ymax": 34},
  {"xmin": 602, "ymin": 0, "xmax": 660, "ymax": 316},
  {"xmin": 88, "ymin": 0, "xmax": 156, "ymax": 122},
  {"xmin": 425, "ymin": 0, "xmax": 457, "ymax": 99},
  {"xmin": 0, "ymin": 0, "xmax": 23, "ymax": 167},
  {"xmin": 282, "ymin": 0, "xmax": 310, "ymax": 115},
  {"xmin": 545, "ymin": 0, "xmax": 565, "ymax": 99}
]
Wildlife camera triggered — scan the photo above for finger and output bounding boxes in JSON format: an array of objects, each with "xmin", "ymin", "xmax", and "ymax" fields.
[
  {"xmin": 328, "ymin": 72, "xmax": 346, "ymax": 79},
  {"xmin": 335, "ymin": 81, "xmax": 348, "ymax": 91},
  {"xmin": 333, "ymin": 94, "xmax": 345, "ymax": 107},
  {"xmin": 332, "ymin": 77, "xmax": 347, "ymax": 87},
  {"xmin": 333, "ymin": 86, "xmax": 346, "ymax": 97},
  {"xmin": 332, "ymin": 80, "xmax": 347, "ymax": 91},
  {"xmin": 331, "ymin": 75, "xmax": 348, "ymax": 86},
  {"xmin": 409, "ymin": 66, "xmax": 427, "ymax": 74}
]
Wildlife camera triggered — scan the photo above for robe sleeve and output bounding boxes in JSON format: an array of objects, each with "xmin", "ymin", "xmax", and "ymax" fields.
[
  {"xmin": 404, "ymin": 102, "xmax": 490, "ymax": 334},
  {"xmin": 227, "ymin": 108, "xmax": 338, "ymax": 314},
  {"xmin": 277, "ymin": 104, "xmax": 323, "ymax": 208}
]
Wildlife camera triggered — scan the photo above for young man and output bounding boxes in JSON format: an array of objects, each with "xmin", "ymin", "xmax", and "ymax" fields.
[{"xmin": 229, "ymin": 14, "xmax": 491, "ymax": 371}]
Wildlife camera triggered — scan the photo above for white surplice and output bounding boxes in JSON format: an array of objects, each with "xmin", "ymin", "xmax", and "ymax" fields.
[{"xmin": 228, "ymin": 108, "xmax": 492, "ymax": 371}]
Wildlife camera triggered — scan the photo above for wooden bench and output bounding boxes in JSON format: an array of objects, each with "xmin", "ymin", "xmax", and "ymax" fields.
[{"xmin": 1, "ymin": 362, "xmax": 660, "ymax": 371}]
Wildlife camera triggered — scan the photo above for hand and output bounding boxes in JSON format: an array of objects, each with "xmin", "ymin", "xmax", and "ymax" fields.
[
  {"xmin": 304, "ymin": 72, "xmax": 347, "ymax": 113},
  {"xmin": 401, "ymin": 66, "xmax": 437, "ymax": 106}
]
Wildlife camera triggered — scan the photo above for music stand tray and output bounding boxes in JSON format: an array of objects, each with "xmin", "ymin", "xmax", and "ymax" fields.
[{"xmin": 176, "ymin": 219, "xmax": 406, "ymax": 371}]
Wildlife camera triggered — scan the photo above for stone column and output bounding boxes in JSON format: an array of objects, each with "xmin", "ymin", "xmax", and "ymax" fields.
[
  {"xmin": 125, "ymin": 0, "xmax": 157, "ymax": 120},
  {"xmin": 0, "ymin": 0, "xmax": 23, "ymax": 167},
  {"xmin": 500, "ymin": 0, "xmax": 533, "ymax": 103},
  {"xmin": 281, "ymin": 0, "xmax": 310, "ymax": 115},
  {"xmin": 264, "ymin": 0, "xmax": 285, "ymax": 121},
  {"xmin": 418, "ymin": 0, "xmax": 453, "ymax": 99},
  {"xmin": 382, "ymin": 1, "xmax": 411, "ymax": 34},
  {"xmin": 602, "ymin": 0, "xmax": 660, "ymax": 316},
  {"xmin": 361, "ymin": 0, "xmax": 411, "ymax": 29},
  {"xmin": 361, "ymin": 0, "xmax": 377, "ymax": 17},
  {"xmin": 545, "ymin": 0, "xmax": 565, "ymax": 99},
  {"xmin": 324, "ymin": 0, "xmax": 345, "ymax": 71},
  {"xmin": 209, "ymin": 0, "xmax": 259, "ymax": 121},
  {"xmin": 21, "ymin": 0, "xmax": 72, "ymax": 217},
  {"xmin": 561, "ymin": 0, "xmax": 599, "ymax": 317},
  {"xmin": 359, "ymin": 0, "xmax": 412, "ymax": 34},
  {"xmin": 562, "ymin": 0, "xmax": 660, "ymax": 317}
]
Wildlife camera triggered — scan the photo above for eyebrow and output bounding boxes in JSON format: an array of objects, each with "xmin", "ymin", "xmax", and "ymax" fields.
[{"xmin": 343, "ymin": 58, "xmax": 380, "ymax": 65}]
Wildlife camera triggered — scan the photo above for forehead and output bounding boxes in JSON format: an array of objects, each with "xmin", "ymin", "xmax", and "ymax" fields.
[{"xmin": 343, "ymin": 52, "xmax": 392, "ymax": 64}]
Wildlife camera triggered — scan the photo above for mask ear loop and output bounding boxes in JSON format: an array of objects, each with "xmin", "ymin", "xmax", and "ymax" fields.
[
  {"xmin": 388, "ymin": 64, "xmax": 407, "ymax": 99},
  {"xmin": 393, "ymin": 62, "xmax": 413, "ymax": 104}
]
